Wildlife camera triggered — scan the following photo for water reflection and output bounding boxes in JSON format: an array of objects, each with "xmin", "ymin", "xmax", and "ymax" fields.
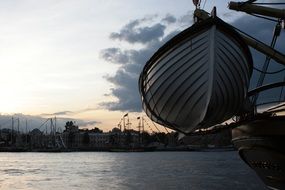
[{"xmin": 0, "ymin": 152, "xmax": 265, "ymax": 190}]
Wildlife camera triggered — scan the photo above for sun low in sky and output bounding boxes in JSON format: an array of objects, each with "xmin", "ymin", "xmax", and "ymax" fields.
[{"xmin": 0, "ymin": 0, "xmax": 280, "ymax": 131}]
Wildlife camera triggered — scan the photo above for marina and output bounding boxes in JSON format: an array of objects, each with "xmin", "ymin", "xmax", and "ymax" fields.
[{"xmin": 0, "ymin": 0, "xmax": 284, "ymax": 189}]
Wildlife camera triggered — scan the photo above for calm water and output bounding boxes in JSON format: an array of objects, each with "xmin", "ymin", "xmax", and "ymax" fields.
[{"xmin": 0, "ymin": 151, "xmax": 266, "ymax": 190}]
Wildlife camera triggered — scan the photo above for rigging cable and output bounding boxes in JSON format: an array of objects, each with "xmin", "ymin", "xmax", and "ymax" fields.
[
  {"xmin": 144, "ymin": 118, "xmax": 161, "ymax": 142},
  {"xmin": 163, "ymin": 126, "xmax": 170, "ymax": 134},
  {"xmin": 250, "ymin": 13, "xmax": 279, "ymax": 22},
  {"xmin": 252, "ymin": 20, "xmax": 281, "ymax": 105},
  {"xmin": 253, "ymin": 66, "xmax": 285, "ymax": 74},
  {"xmin": 231, "ymin": 20, "xmax": 284, "ymax": 110},
  {"xmin": 150, "ymin": 120, "xmax": 161, "ymax": 133},
  {"xmin": 38, "ymin": 118, "xmax": 51, "ymax": 131}
]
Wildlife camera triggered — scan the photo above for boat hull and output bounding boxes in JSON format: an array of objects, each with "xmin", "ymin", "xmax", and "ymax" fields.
[
  {"xmin": 139, "ymin": 17, "xmax": 253, "ymax": 133},
  {"xmin": 232, "ymin": 115, "xmax": 285, "ymax": 190}
]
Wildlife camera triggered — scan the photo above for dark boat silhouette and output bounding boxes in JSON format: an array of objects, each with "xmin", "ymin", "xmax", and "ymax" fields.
[{"xmin": 139, "ymin": 17, "xmax": 252, "ymax": 134}]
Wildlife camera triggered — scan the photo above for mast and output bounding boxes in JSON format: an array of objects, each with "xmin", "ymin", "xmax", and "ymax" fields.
[
  {"xmin": 123, "ymin": 113, "xmax": 128, "ymax": 131},
  {"xmin": 25, "ymin": 119, "xmax": 28, "ymax": 145},
  {"xmin": 141, "ymin": 117, "xmax": 145, "ymax": 144},
  {"xmin": 54, "ymin": 116, "xmax": 57, "ymax": 134},
  {"xmin": 123, "ymin": 117, "xmax": 125, "ymax": 131},
  {"xmin": 50, "ymin": 118, "xmax": 53, "ymax": 135},
  {"xmin": 137, "ymin": 117, "xmax": 141, "ymax": 144},
  {"xmin": 17, "ymin": 118, "xmax": 19, "ymax": 134},
  {"xmin": 127, "ymin": 115, "xmax": 130, "ymax": 130},
  {"xmin": 11, "ymin": 117, "xmax": 14, "ymax": 144},
  {"xmin": 228, "ymin": 2, "xmax": 285, "ymax": 19},
  {"xmin": 142, "ymin": 117, "xmax": 144, "ymax": 134},
  {"xmin": 25, "ymin": 119, "xmax": 27, "ymax": 134}
]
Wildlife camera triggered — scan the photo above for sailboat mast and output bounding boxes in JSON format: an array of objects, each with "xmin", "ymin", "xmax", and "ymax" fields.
[
  {"xmin": 11, "ymin": 117, "xmax": 14, "ymax": 144},
  {"xmin": 137, "ymin": 117, "xmax": 141, "ymax": 144},
  {"xmin": 54, "ymin": 116, "xmax": 57, "ymax": 133},
  {"xmin": 17, "ymin": 118, "xmax": 19, "ymax": 134},
  {"xmin": 25, "ymin": 119, "xmax": 28, "ymax": 145},
  {"xmin": 127, "ymin": 115, "xmax": 130, "ymax": 130},
  {"xmin": 123, "ymin": 117, "xmax": 125, "ymax": 131}
]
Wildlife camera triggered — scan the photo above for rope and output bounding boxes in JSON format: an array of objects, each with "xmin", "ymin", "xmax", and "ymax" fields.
[
  {"xmin": 252, "ymin": 21, "xmax": 280, "ymax": 105},
  {"xmin": 163, "ymin": 126, "xmax": 170, "ymax": 133},
  {"xmin": 250, "ymin": 14, "xmax": 279, "ymax": 22},
  {"xmin": 150, "ymin": 120, "xmax": 161, "ymax": 133},
  {"xmin": 37, "ymin": 118, "xmax": 51, "ymax": 131},
  {"xmin": 144, "ymin": 119, "xmax": 161, "ymax": 142},
  {"xmin": 253, "ymin": 66, "xmax": 285, "ymax": 74}
]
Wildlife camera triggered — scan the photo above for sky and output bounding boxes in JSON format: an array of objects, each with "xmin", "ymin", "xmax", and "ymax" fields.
[{"xmin": 0, "ymin": 0, "xmax": 284, "ymax": 132}]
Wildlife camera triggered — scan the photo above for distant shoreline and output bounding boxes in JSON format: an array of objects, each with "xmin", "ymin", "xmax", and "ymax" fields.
[{"xmin": 0, "ymin": 146, "xmax": 236, "ymax": 153}]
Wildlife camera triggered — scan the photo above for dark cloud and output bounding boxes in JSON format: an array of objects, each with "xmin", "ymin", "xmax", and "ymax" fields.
[
  {"xmin": 110, "ymin": 17, "xmax": 166, "ymax": 44},
  {"xmin": 100, "ymin": 48, "xmax": 130, "ymax": 65},
  {"xmin": 41, "ymin": 111, "xmax": 74, "ymax": 117},
  {"xmin": 75, "ymin": 120, "xmax": 100, "ymax": 127},
  {"xmin": 161, "ymin": 14, "xmax": 176, "ymax": 24},
  {"xmin": 100, "ymin": 40, "xmax": 165, "ymax": 112},
  {"xmin": 41, "ymin": 107, "xmax": 98, "ymax": 117},
  {"xmin": 101, "ymin": 68, "xmax": 142, "ymax": 112}
]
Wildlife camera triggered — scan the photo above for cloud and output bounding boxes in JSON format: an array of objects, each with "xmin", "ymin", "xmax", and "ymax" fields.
[
  {"xmin": 177, "ymin": 11, "xmax": 194, "ymax": 26},
  {"xmin": 100, "ymin": 48, "xmax": 130, "ymax": 65},
  {"xmin": 41, "ymin": 111, "xmax": 75, "ymax": 117},
  {"xmin": 100, "ymin": 40, "xmax": 170, "ymax": 112},
  {"xmin": 161, "ymin": 14, "xmax": 176, "ymax": 24},
  {"xmin": 109, "ymin": 17, "xmax": 166, "ymax": 44},
  {"xmin": 40, "ymin": 107, "xmax": 98, "ymax": 117},
  {"xmin": 75, "ymin": 120, "xmax": 100, "ymax": 128},
  {"xmin": 0, "ymin": 113, "xmax": 100, "ymax": 132},
  {"xmin": 100, "ymin": 14, "xmax": 189, "ymax": 112}
]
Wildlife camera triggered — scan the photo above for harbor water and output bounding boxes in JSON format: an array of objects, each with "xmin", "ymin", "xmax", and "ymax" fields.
[{"xmin": 0, "ymin": 151, "xmax": 266, "ymax": 190}]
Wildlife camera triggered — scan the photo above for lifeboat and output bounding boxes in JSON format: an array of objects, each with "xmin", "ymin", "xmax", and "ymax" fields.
[{"xmin": 139, "ymin": 17, "xmax": 253, "ymax": 134}]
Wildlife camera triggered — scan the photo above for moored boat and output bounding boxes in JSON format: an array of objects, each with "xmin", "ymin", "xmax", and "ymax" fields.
[
  {"xmin": 232, "ymin": 113, "xmax": 285, "ymax": 190},
  {"xmin": 139, "ymin": 17, "xmax": 253, "ymax": 134}
]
